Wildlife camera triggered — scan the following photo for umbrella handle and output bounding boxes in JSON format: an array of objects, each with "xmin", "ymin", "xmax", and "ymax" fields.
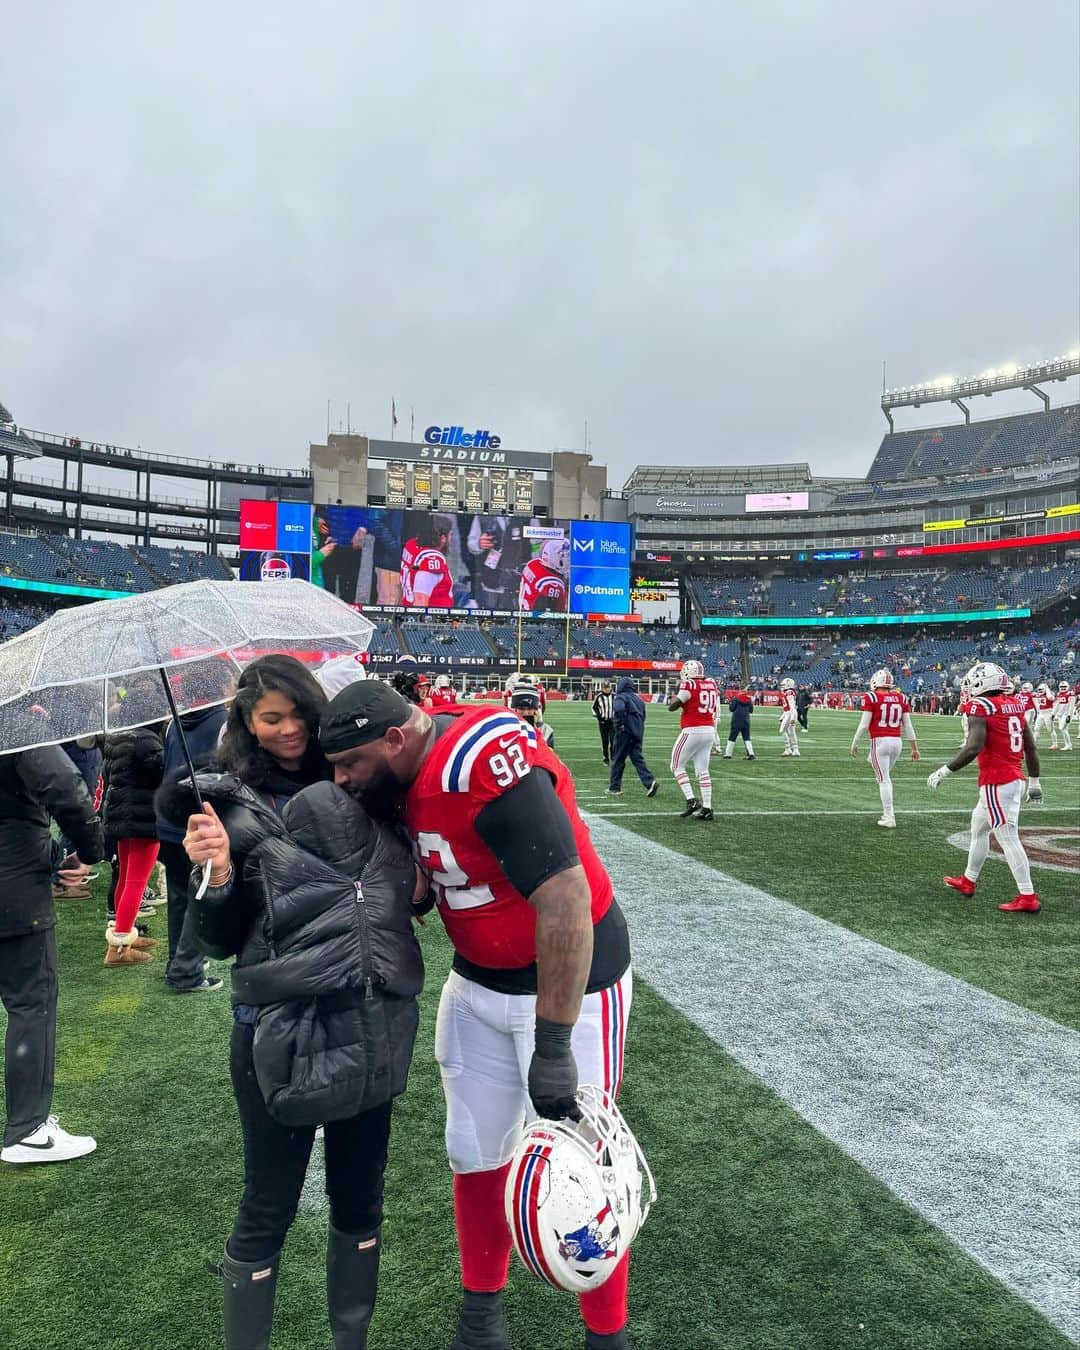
[{"xmin": 195, "ymin": 860, "xmax": 214, "ymax": 901}]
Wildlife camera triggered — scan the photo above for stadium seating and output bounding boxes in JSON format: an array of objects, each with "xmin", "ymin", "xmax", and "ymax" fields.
[
  {"xmin": 132, "ymin": 544, "xmax": 231, "ymax": 585},
  {"xmin": 401, "ymin": 622, "xmax": 493, "ymax": 660},
  {"xmin": 866, "ymin": 407, "xmax": 1080, "ymax": 482}
]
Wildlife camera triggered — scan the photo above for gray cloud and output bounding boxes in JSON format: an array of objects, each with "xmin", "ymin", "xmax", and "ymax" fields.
[{"xmin": 2, "ymin": 0, "xmax": 1077, "ymax": 487}]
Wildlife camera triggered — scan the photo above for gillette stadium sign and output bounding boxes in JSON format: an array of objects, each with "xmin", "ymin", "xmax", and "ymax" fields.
[{"xmin": 368, "ymin": 434, "xmax": 552, "ymax": 471}]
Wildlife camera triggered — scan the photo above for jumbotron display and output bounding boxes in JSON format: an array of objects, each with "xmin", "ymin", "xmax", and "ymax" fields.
[{"xmin": 238, "ymin": 502, "xmax": 633, "ymax": 615}]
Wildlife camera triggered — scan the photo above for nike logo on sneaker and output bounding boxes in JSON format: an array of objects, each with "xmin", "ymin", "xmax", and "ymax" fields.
[{"xmin": 15, "ymin": 1135, "xmax": 55, "ymax": 1150}]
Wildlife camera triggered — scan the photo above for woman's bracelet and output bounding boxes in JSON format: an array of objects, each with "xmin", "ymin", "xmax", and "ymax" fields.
[{"xmin": 208, "ymin": 864, "xmax": 234, "ymax": 887}]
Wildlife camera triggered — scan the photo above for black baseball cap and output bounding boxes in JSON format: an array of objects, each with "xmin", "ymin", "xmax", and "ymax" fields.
[{"xmin": 320, "ymin": 680, "xmax": 413, "ymax": 755}]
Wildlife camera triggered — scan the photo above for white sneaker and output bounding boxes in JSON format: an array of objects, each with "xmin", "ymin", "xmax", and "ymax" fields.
[
  {"xmin": 781, "ymin": 750, "xmax": 792, "ymax": 756},
  {"xmin": 877, "ymin": 817, "xmax": 897, "ymax": 828},
  {"xmin": 791, "ymin": 751, "xmax": 801, "ymax": 757},
  {"xmin": 1, "ymin": 1115, "xmax": 97, "ymax": 1165}
]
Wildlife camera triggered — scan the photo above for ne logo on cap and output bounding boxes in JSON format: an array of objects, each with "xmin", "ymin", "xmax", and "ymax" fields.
[{"xmin": 354, "ymin": 717, "xmax": 370, "ymax": 730}]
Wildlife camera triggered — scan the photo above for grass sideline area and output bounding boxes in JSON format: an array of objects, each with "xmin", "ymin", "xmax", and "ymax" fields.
[{"xmin": 0, "ymin": 704, "xmax": 1076, "ymax": 1349}]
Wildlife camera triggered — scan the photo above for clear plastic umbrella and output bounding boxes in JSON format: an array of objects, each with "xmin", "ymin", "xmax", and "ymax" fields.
[{"xmin": 0, "ymin": 578, "xmax": 375, "ymax": 756}]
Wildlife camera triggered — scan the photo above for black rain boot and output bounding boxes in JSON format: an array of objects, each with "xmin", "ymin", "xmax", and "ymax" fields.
[
  {"xmin": 449, "ymin": 1290, "xmax": 511, "ymax": 1350},
  {"xmin": 217, "ymin": 1245, "xmax": 281, "ymax": 1350},
  {"xmin": 327, "ymin": 1224, "xmax": 381, "ymax": 1349}
]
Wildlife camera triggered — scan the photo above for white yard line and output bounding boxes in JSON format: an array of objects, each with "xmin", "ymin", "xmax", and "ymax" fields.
[{"xmin": 586, "ymin": 815, "xmax": 1080, "ymax": 1341}]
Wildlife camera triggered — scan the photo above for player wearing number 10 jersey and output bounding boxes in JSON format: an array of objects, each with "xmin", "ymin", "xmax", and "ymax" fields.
[
  {"xmin": 319, "ymin": 682, "xmax": 635, "ymax": 1350},
  {"xmin": 849, "ymin": 669, "xmax": 920, "ymax": 828},
  {"xmin": 666, "ymin": 660, "xmax": 718, "ymax": 821},
  {"xmin": 926, "ymin": 661, "xmax": 1043, "ymax": 914}
]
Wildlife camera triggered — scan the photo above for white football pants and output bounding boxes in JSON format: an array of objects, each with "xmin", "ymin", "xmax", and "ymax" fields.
[
  {"xmin": 868, "ymin": 737, "xmax": 902, "ymax": 820},
  {"xmin": 963, "ymin": 780, "xmax": 1033, "ymax": 894},
  {"xmin": 780, "ymin": 712, "xmax": 799, "ymax": 753},
  {"xmin": 1033, "ymin": 712, "xmax": 1056, "ymax": 746},
  {"xmin": 670, "ymin": 726, "xmax": 714, "ymax": 807},
  {"xmin": 1052, "ymin": 714, "xmax": 1072, "ymax": 751},
  {"xmin": 435, "ymin": 968, "xmax": 632, "ymax": 1174}
]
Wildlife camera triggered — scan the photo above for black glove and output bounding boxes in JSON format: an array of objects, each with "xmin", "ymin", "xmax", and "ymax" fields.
[{"xmin": 528, "ymin": 1017, "xmax": 581, "ymax": 1121}]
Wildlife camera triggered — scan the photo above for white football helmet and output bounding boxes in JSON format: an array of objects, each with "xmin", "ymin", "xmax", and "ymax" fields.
[
  {"xmin": 1038, "ymin": 682, "xmax": 1052, "ymax": 696},
  {"xmin": 960, "ymin": 662, "xmax": 1008, "ymax": 698},
  {"xmin": 1059, "ymin": 681, "xmax": 1070, "ymax": 692},
  {"xmin": 505, "ymin": 672, "xmax": 525, "ymax": 693},
  {"xmin": 1021, "ymin": 682, "xmax": 1033, "ymax": 693},
  {"xmin": 869, "ymin": 668, "xmax": 893, "ymax": 690},
  {"xmin": 539, "ymin": 537, "xmax": 570, "ymax": 576},
  {"xmin": 315, "ymin": 653, "xmax": 367, "ymax": 695},
  {"xmin": 780, "ymin": 678, "xmax": 796, "ymax": 691},
  {"xmin": 505, "ymin": 1086, "xmax": 656, "ymax": 1294},
  {"xmin": 435, "ymin": 674, "xmax": 452, "ymax": 690},
  {"xmin": 680, "ymin": 660, "xmax": 704, "ymax": 681}
]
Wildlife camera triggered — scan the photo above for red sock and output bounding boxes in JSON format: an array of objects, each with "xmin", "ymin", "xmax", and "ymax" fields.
[
  {"xmin": 579, "ymin": 1252, "xmax": 629, "ymax": 1335},
  {"xmin": 453, "ymin": 1165, "xmax": 513, "ymax": 1293}
]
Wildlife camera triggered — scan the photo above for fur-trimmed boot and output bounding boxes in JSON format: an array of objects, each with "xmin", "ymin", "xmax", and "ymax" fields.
[{"xmin": 103, "ymin": 922, "xmax": 153, "ymax": 966}]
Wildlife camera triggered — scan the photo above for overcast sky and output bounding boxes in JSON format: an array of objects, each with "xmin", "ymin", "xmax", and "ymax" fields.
[{"xmin": 2, "ymin": 1, "xmax": 1078, "ymax": 489}]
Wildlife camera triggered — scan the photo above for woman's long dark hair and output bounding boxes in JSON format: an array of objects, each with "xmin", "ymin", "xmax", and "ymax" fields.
[{"xmin": 218, "ymin": 654, "xmax": 328, "ymax": 787}]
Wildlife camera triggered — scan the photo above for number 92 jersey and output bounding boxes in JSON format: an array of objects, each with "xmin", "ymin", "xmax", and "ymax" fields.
[{"xmin": 405, "ymin": 708, "xmax": 614, "ymax": 971}]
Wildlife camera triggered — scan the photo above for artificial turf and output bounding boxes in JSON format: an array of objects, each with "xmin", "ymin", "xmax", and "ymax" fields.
[{"xmin": 0, "ymin": 704, "xmax": 1075, "ymax": 1349}]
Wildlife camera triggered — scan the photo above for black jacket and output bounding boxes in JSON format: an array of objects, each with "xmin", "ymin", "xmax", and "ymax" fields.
[
  {"xmin": 154, "ymin": 706, "xmax": 227, "ymax": 845},
  {"xmin": 613, "ymin": 677, "xmax": 647, "ymax": 740},
  {"xmin": 167, "ymin": 772, "xmax": 424, "ymax": 1125},
  {"xmin": 0, "ymin": 746, "xmax": 105, "ymax": 938},
  {"xmin": 102, "ymin": 726, "xmax": 165, "ymax": 841}
]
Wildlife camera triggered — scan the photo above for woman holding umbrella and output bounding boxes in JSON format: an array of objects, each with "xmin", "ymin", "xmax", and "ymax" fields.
[{"xmin": 172, "ymin": 653, "xmax": 424, "ymax": 1350}]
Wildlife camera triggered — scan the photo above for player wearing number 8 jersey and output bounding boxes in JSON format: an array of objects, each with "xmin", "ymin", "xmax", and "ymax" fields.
[
  {"xmin": 850, "ymin": 670, "xmax": 920, "ymax": 828},
  {"xmin": 926, "ymin": 661, "xmax": 1043, "ymax": 913},
  {"xmin": 319, "ymin": 683, "xmax": 635, "ymax": 1350},
  {"xmin": 667, "ymin": 660, "xmax": 717, "ymax": 820}
]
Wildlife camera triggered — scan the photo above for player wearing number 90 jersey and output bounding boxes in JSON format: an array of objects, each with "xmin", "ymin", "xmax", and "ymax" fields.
[
  {"xmin": 667, "ymin": 661, "xmax": 718, "ymax": 820},
  {"xmin": 319, "ymin": 686, "xmax": 636, "ymax": 1350}
]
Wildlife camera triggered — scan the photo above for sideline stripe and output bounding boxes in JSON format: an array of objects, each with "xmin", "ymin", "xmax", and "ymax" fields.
[
  {"xmin": 586, "ymin": 815, "xmax": 1080, "ymax": 1341},
  {"xmin": 581, "ymin": 807, "xmax": 1080, "ymax": 818}
]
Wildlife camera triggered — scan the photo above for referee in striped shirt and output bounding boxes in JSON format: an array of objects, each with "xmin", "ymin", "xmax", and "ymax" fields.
[{"xmin": 592, "ymin": 682, "xmax": 615, "ymax": 764}]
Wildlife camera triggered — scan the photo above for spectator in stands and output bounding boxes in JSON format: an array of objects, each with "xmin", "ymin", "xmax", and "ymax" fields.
[
  {"xmin": 0, "ymin": 742, "xmax": 104, "ymax": 1165},
  {"xmin": 609, "ymin": 677, "xmax": 659, "ymax": 798}
]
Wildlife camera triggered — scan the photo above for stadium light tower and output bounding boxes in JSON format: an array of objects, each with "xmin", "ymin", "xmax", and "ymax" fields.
[
  {"xmin": 880, "ymin": 351, "xmax": 1080, "ymax": 430},
  {"xmin": 0, "ymin": 398, "xmax": 42, "ymax": 458}
]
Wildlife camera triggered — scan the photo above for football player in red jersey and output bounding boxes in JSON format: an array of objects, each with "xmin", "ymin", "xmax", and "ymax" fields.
[
  {"xmin": 427, "ymin": 674, "xmax": 459, "ymax": 710},
  {"xmin": 850, "ymin": 668, "xmax": 920, "ymax": 828},
  {"xmin": 518, "ymin": 538, "xmax": 569, "ymax": 612},
  {"xmin": 401, "ymin": 514, "xmax": 455, "ymax": 609},
  {"xmin": 1053, "ymin": 681, "xmax": 1074, "ymax": 751},
  {"xmin": 778, "ymin": 678, "xmax": 800, "ymax": 756},
  {"xmin": 666, "ymin": 660, "xmax": 718, "ymax": 820},
  {"xmin": 926, "ymin": 661, "xmax": 1043, "ymax": 913},
  {"xmin": 320, "ymin": 682, "xmax": 634, "ymax": 1350}
]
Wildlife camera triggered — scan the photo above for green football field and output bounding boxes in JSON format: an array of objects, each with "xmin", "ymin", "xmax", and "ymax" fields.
[{"xmin": 1, "ymin": 704, "xmax": 1077, "ymax": 1350}]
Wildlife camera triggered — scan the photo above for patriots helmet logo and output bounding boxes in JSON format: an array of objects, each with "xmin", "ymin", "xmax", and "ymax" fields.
[{"xmin": 557, "ymin": 1204, "xmax": 619, "ymax": 1265}]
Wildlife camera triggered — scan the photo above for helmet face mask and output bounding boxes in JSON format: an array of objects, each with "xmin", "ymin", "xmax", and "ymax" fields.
[
  {"xmin": 505, "ymin": 1086, "xmax": 655, "ymax": 1294},
  {"xmin": 680, "ymin": 660, "xmax": 704, "ymax": 681},
  {"xmin": 539, "ymin": 538, "xmax": 570, "ymax": 576},
  {"xmin": 961, "ymin": 662, "xmax": 1008, "ymax": 698},
  {"xmin": 1021, "ymin": 682, "xmax": 1033, "ymax": 693},
  {"xmin": 435, "ymin": 675, "xmax": 451, "ymax": 690}
]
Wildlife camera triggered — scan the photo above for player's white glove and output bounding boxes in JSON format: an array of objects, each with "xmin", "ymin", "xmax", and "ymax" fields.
[
  {"xmin": 1025, "ymin": 777, "xmax": 1043, "ymax": 805},
  {"xmin": 926, "ymin": 765, "xmax": 952, "ymax": 791}
]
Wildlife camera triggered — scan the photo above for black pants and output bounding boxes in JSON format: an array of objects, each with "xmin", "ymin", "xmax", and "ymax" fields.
[
  {"xmin": 228, "ymin": 1020, "xmax": 393, "ymax": 1261},
  {"xmin": 728, "ymin": 724, "xmax": 751, "ymax": 744},
  {"xmin": 798, "ymin": 710, "xmax": 809, "ymax": 730},
  {"xmin": 0, "ymin": 927, "xmax": 57, "ymax": 1147},
  {"xmin": 597, "ymin": 719, "xmax": 614, "ymax": 763},
  {"xmin": 609, "ymin": 730, "xmax": 655, "ymax": 790},
  {"xmin": 159, "ymin": 841, "xmax": 206, "ymax": 989},
  {"xmin": 321, "ymin": 546, "xmax": 363, "ymax": 603}
]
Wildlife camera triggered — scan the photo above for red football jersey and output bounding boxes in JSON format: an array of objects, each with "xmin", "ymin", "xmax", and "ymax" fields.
[
  {"xmin": 428, "ymin": 687, "xmax": 458, "ymax": 709},
  {"xmin": 861, "ymin": 689, "xmax": 911, "ymax": 738},
  {"xmin": 1054, "ymin": 693, "xmax": 1073, "ymax": 713},
  {"xmin": 517, "ymin": 560, "xmax": 567, "ymax": 612},
  {"xmin": 405, "ymin": 708, "xmax": 613, "ymax": 970},
  {"xmin": 1014, "ymin": 691, "xmax": 1035, "ymax": 716},
  {"xmin": 781, "ymin": 690, "xmax": 797, "ymax": 716},
  {"xmin": 676, "ymin": 677, "xmax": 720, "ymax": 729},
  {"xmin": 400, "ymin": 538, "xmax": 453, "ymax": 608},
  {"xmin": 1033, "ymin": 691, "xmax": 1053, "ymax": 712},
  {"xmin": 969, "ymin": 694, "xmax": 1027, "ymax": 787}
]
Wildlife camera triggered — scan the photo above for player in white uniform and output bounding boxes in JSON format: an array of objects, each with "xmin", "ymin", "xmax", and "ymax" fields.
[
  {"xmin": 778, "ymin": 678, "xmax": 800, "ymax": 756},
  {"xmin": 849, "ymin": 668, "xmax": 921, "ymax": 828},
  {"xmin": 1032, "ymin": 683, "xmax": 1056, "ymax": 746},
  {"xmin": 666, "ymin": 660, "xmax": 719, "ymax": 820},
  {"xmin": 1053, "ymin": 680, "xmax": 1075, "ymax": 751}
]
